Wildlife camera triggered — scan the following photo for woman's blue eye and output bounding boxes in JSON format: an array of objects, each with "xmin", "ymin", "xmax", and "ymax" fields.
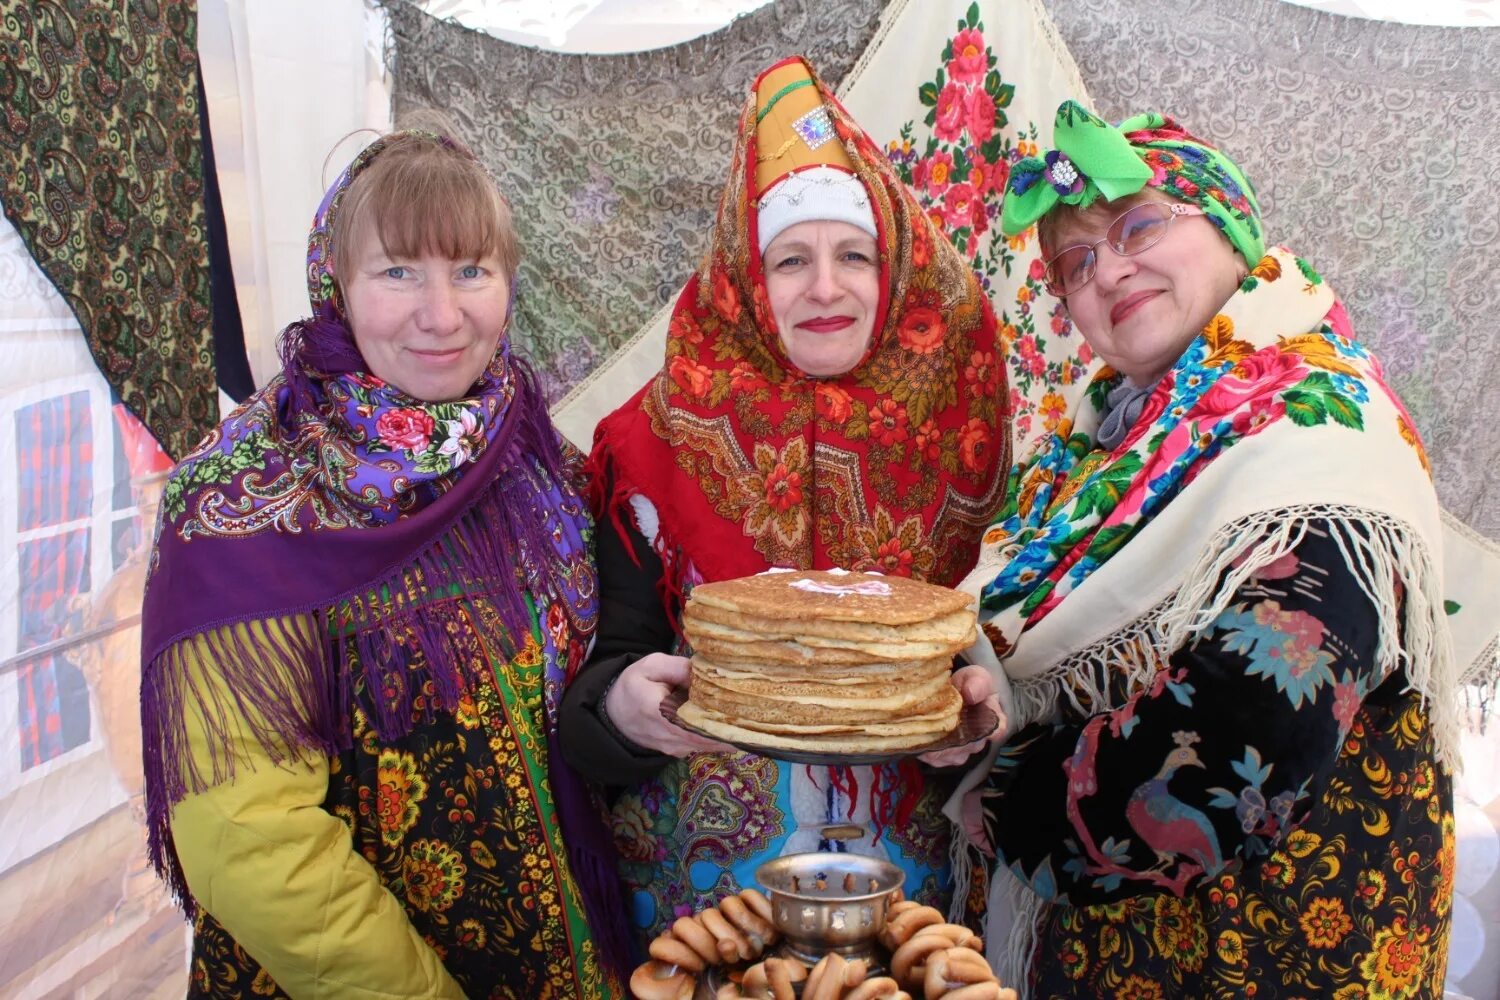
[
  {"xmin": 459, "ymin": 265, "xmax": 482, "ymax": 279},
  {"xmin": 384, "ymin": 266, "xmax": 406, "ymax": 279},
  {"xmin": 774, "ymin": 255, "xmax": 804, "ymax": 269}
]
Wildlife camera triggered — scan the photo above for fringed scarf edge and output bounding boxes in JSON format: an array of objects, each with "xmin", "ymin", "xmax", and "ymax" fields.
[
  {"xmin": 142, "ymin": 475, "xmax": 571, "ymax": 912},
  {"xmin": 992, "ymin": 502, "xmax": 1458, "ymax": 995}
]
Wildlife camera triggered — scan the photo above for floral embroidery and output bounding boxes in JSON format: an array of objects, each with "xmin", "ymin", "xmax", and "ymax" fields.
[
  {"xmin": 183, "ymin": 594, "xmax": 615, "ymax": 997},
  {"xmin": 1301, "ymin": 896, "xmax": 1354, "ymax": 949},
  {"xmin": 403, "ymin": 838, "xmax": 467, "ymax": 912},
  {"xmin": 989, "ymin": 528, "xmax": 1452, "ymax": 999},
  {"xmin": 374, "ymin": 749, "xmax": 427, "ymax": 846}
]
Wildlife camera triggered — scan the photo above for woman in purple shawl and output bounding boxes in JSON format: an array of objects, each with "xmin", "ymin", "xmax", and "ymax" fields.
[{"xmin": 140, "ymin": 128, "xmax": 624, "ymax": 998}]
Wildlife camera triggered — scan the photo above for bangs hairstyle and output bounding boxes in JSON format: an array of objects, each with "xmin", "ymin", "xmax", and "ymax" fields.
[{"xmin": 332, "ymin": 133, "xmax": 519, "ymax": 289}]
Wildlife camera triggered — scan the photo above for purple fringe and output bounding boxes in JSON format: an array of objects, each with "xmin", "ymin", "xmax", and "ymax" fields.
[
  {"xmin": 546, "ymin": 726, "xmax": 639, "ymax": 983},
  {"xmin": 142, "ymin": 358, "xmax": 576, "ymax": 915}
]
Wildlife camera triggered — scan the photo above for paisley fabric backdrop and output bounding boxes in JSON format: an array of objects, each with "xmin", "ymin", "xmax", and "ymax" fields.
[
  {"xmin": 1043, "ymin": 0, "xmax": 1500, "ymax": 539},
  {"xmin": 543, "ymin": 0, "xmax": 1101, "ymax": 465},
  {"xmin": 0, "ymin": 0, "xmax": 216, "ymax": 462},
  {"xmin": 387, "ymin": 0, "xmax": 888, "ymax": 404}
]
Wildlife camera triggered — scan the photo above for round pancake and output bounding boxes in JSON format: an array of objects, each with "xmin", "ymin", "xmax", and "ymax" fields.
[
  {"xmin": 687, "ymin": 602, "xmax": 976, "ymax": 645},
  {"xmin": 688, "ymin": 569, "xmax": 973, "ymax": 626},
  {"xmin": 688, "ymin": 670, "xmax": 956, "ymax": 724},
  {"xmin": 696, "ymin": 655, "xmax": 952, "ymax": 687},
  {"xmin": 684, "ymin": 631, "xmax": 894, "ymax": 666},
  {"xmin": 684, "ymin": 615, "xmax": 973, "ymax": 660},
  {"xmin": 678, "ymin": 701, "xmax": 958, "ymax": 753}
]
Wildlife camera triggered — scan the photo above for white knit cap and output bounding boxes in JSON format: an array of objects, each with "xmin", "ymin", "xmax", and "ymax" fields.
[{"xmin": 756, "ymin": 166, "xmax": 877, "ymax": 256}]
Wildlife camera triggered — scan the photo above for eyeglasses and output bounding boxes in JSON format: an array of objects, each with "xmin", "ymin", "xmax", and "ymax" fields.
[{"xmin": 1043, "ymin": 202, "xmax": 1205, "ymax": 297}]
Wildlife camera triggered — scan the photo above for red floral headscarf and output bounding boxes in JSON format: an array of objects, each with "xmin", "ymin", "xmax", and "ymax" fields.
[{"xmin": 590, "ymin": 57, "xmax": 1009, "ymax": 602}]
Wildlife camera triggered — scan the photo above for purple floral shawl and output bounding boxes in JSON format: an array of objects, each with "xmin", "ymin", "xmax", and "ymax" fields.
[{"xmin": 138, "ymin": 132, "xmax": 627, "ymax": 972}]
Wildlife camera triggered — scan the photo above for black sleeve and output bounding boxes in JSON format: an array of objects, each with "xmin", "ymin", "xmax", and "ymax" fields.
[{"xmin": 558, "ymin": 502, "xmax": 679, "ymax": 786}]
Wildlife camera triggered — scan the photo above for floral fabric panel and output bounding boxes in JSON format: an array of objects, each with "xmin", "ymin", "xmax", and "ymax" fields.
[
  {"xmin": 0, "ymin": 0, "xmax": 216, "ymax": 460},
  {"xmin": 881, "ymin": 4, "xmax": 1095, "ymax": 458},
  {"xmin": 184, "ymin": 593, "xmax": 614, "ymax": 999},
  {"xmin": 981, "ymin": 526, "xmax": 1453, "ymax": 998}
]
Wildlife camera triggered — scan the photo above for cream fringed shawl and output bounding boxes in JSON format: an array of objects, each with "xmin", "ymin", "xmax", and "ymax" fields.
[{"xmin": 945, "ymin": 247, "xmax": 1467, "ymax": 986}]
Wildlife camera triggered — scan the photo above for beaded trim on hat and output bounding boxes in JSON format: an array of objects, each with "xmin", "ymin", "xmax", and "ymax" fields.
[
  {"xmin": 757, "ymin": 167, "xmax": 872, "ymax": 212},
  {"xmin": 791, "ymin": 105, "xmax": 836, "ymax": 151}
]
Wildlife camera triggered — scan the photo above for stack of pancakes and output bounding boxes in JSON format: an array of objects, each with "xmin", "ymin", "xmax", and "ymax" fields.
[{"xmin": 677, "ymin": 569, "xmax": 977, "ymax": 753}]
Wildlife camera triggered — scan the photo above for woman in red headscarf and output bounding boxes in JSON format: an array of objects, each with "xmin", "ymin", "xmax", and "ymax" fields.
[{"xmin": 559, "ymin": 57, "xmax": 1010, "ymax": 945}]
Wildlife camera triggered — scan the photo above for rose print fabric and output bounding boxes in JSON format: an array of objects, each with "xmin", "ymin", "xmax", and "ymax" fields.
[
  {"xmin": 879, "ymin": 5, "xmax": 1097, "ymax": 461},
  {"xmin": 159, "ymin": 364, "xmax": 511, "ymax": 530},
  {"xmin": 588, "ymin": 58, "xmax": 1009, "ymax": 593}
]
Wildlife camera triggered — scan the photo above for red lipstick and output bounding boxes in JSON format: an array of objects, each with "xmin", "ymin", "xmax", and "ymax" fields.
[{"xmin": 797, "ymin": 316, "xmax": 855, "ymax": 333}]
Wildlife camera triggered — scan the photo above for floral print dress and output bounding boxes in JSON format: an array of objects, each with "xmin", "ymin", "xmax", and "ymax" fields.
[
  {"xmin": 981, "ymin": 525, "xmax": 1454, "ymax": 999},
  {"xmin": 185, "ymin": 592, "xmax": 617, "ymax": 999}
]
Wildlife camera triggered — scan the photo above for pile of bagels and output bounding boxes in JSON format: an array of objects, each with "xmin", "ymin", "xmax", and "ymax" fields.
[
  {"xmin": 630, "ymin": 888, "xmax": 780, "ymax": 1000},
  {"xmin": 629, "ymin": 895, "xmax": 1016, "ymax": 1000}
]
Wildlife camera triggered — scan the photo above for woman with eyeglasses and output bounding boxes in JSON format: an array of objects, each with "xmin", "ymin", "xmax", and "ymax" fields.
[{"xmin": 951, "ymin": 102, "xmax": 1458, "ymax": 998}]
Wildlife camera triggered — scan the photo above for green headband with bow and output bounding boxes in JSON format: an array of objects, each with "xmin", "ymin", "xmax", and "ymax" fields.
[{"xmin": 1001, "ymin": 101, "xmax": 1266, "ymax": 268}]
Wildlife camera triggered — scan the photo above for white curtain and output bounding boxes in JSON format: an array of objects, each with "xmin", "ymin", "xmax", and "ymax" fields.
[{"xmin": 198, "ymin": 0, "xmax": 393, "ymax": 388}]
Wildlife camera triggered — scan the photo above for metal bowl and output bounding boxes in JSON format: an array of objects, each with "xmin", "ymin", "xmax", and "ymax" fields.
[{"xmin": 755, "ymin": 853, "xmax": 904, "ymax": 965}]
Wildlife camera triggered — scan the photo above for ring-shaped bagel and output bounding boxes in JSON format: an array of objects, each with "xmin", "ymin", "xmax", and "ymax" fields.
[
  {"xmin": 629, "ymin": 960, "xmax": 696, "ymax": 1000},
  {"xmin": 880, "ymin": 904, "xmax": 944, "ymax": 950},
  {"xmin": 890, "ymin": 932, "xmax": 955, "ymax": 987},
  {"xmin": 738, "ymin": 888, "xmax": 775, "ymax": 924},
  {"xmin": 647, "ymin": 934, "xmax": 706, "ymax": 974},
  {"xmin": 937, "ymin": 984, "xmax": 1002, "ymax": 1000},
  {"xmin": 924, "ymin": 947, "xmax": 996, "ymax": 997},
  {"xmin": 803, "ymin": 953, "xmax": 848, "ymax": 1000},
  {"xmin": 765, "ymin": 957, "xmax": 807, "ymax": 997},
  {"xmin": 909, "ymin": 923, "xmax": 983, "ymax": 954},
  {"xmin": 720, "ymin": 892, "xmax": 777, "ymax": 948},
  {"xmin": 671, "ymin": 915, "xmax": 721, "ymax": 965},
  {"xmin": 845, "ymin": 976, "xmax": 904, "ymax": 1000},
  {"xmin": 699, "ymin": 906, "xmax": 753, "ymax": 962}
]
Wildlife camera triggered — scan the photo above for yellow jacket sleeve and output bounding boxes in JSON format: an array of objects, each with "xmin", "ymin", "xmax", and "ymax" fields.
[{"xmin": 168, "ymin": 620, "xmax": 467, "ymax": 1000}]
